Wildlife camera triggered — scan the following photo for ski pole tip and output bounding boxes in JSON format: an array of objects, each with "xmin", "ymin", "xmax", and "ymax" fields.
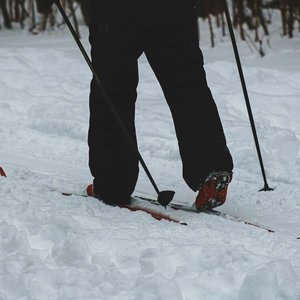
[
  {"xmin": 259, "ymin": 184, "xmax": 274, "ymax": 192},
  {"xmin": 157, "ymin": 190, "xmax": 175, "ymax": 207}
]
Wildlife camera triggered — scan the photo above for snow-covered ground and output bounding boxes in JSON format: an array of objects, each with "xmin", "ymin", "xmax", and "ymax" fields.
[{"xmin": 0, "ymin": 14, "xmax": 300, "ymax": 300}]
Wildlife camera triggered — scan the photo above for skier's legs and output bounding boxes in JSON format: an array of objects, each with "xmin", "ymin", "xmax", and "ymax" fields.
[
  {"xmin": 144, "ymin": 19, "xmax": 233, "ymax": 191},
  {"xmin": 88, "ymin": 1, "xmax": 142, "ymax": 204}
]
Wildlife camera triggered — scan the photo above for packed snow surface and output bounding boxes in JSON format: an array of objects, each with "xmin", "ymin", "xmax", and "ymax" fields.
[{"xmin": 1, "ymin": 19, "xmax": 300, "ymax": 299}]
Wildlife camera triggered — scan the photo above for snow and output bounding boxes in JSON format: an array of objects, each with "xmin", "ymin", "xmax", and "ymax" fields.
[{"xmin": 1, "ymin": 15, "xmax": 300, "ymax": 299}]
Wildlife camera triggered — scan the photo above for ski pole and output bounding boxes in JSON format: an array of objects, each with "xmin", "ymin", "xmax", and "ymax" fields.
[
  {"xmin": 221, "ymin": 0, "xmax": 273, "ymax": 191},
  {"xmin": 44, "ymin": 0, "xmax": 175, "ymax": 206}
]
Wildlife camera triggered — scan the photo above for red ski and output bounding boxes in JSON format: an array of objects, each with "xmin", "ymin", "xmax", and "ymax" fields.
[{"xmin": 62, "ymin": 191, "xmax": 186, "ymax": 225}]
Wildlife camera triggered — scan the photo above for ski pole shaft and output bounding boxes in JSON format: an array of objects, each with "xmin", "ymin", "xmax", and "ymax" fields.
[
  {"xmin": 54, "ymin": 0, "xmax": 175, "ymax": 205},
  {"xmin": 222, "ymin": 0, "xmax": 273, "ymax": 191}
]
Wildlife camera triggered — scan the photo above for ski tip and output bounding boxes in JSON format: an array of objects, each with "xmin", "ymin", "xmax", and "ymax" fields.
[
  {"xmin": 86, "ymin": 184, "xmax": 94, "ymax": 197},
  {"xmin": 0, "ymin": 167, "xmax": 6, "ymax": 177},
  {"xmin": 157, "ymin": 190, "xmax": 175, "ymax": 207}
]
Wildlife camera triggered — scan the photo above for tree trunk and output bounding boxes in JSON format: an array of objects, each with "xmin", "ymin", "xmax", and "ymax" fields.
[
  {"xmin": 208, "ymin": 14, "xmax": 215, "ymax": 47},
  {"xmin": 77, "ymin": 0, "xmax": 89, "ymax": 25},
  {"xmin": 281, "ymin": 1, "xmax": 287, "ymax": 36},
  {"xmin": 0, "ymin": 0, "xmax": 12, "ymax": 28},
  {"xmin": 287, "ymin": 0, "xmax": 294, "ymax": 38}
]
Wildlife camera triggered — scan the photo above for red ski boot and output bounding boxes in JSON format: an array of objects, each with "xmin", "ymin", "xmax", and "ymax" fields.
[{"xmin": 194, "ymin": 171, "xmax": 232, "ymax": 210}]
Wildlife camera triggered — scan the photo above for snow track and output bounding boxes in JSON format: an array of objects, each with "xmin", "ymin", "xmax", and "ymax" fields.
[{"xmin": 0, "ymin": 24, "xmax": 300, "ymax": 299}]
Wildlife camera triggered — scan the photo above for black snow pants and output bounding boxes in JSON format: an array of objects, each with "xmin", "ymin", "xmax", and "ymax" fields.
[{"xmin": 88, "ymin": 0, "xmax": 233, "ymax": 203}]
